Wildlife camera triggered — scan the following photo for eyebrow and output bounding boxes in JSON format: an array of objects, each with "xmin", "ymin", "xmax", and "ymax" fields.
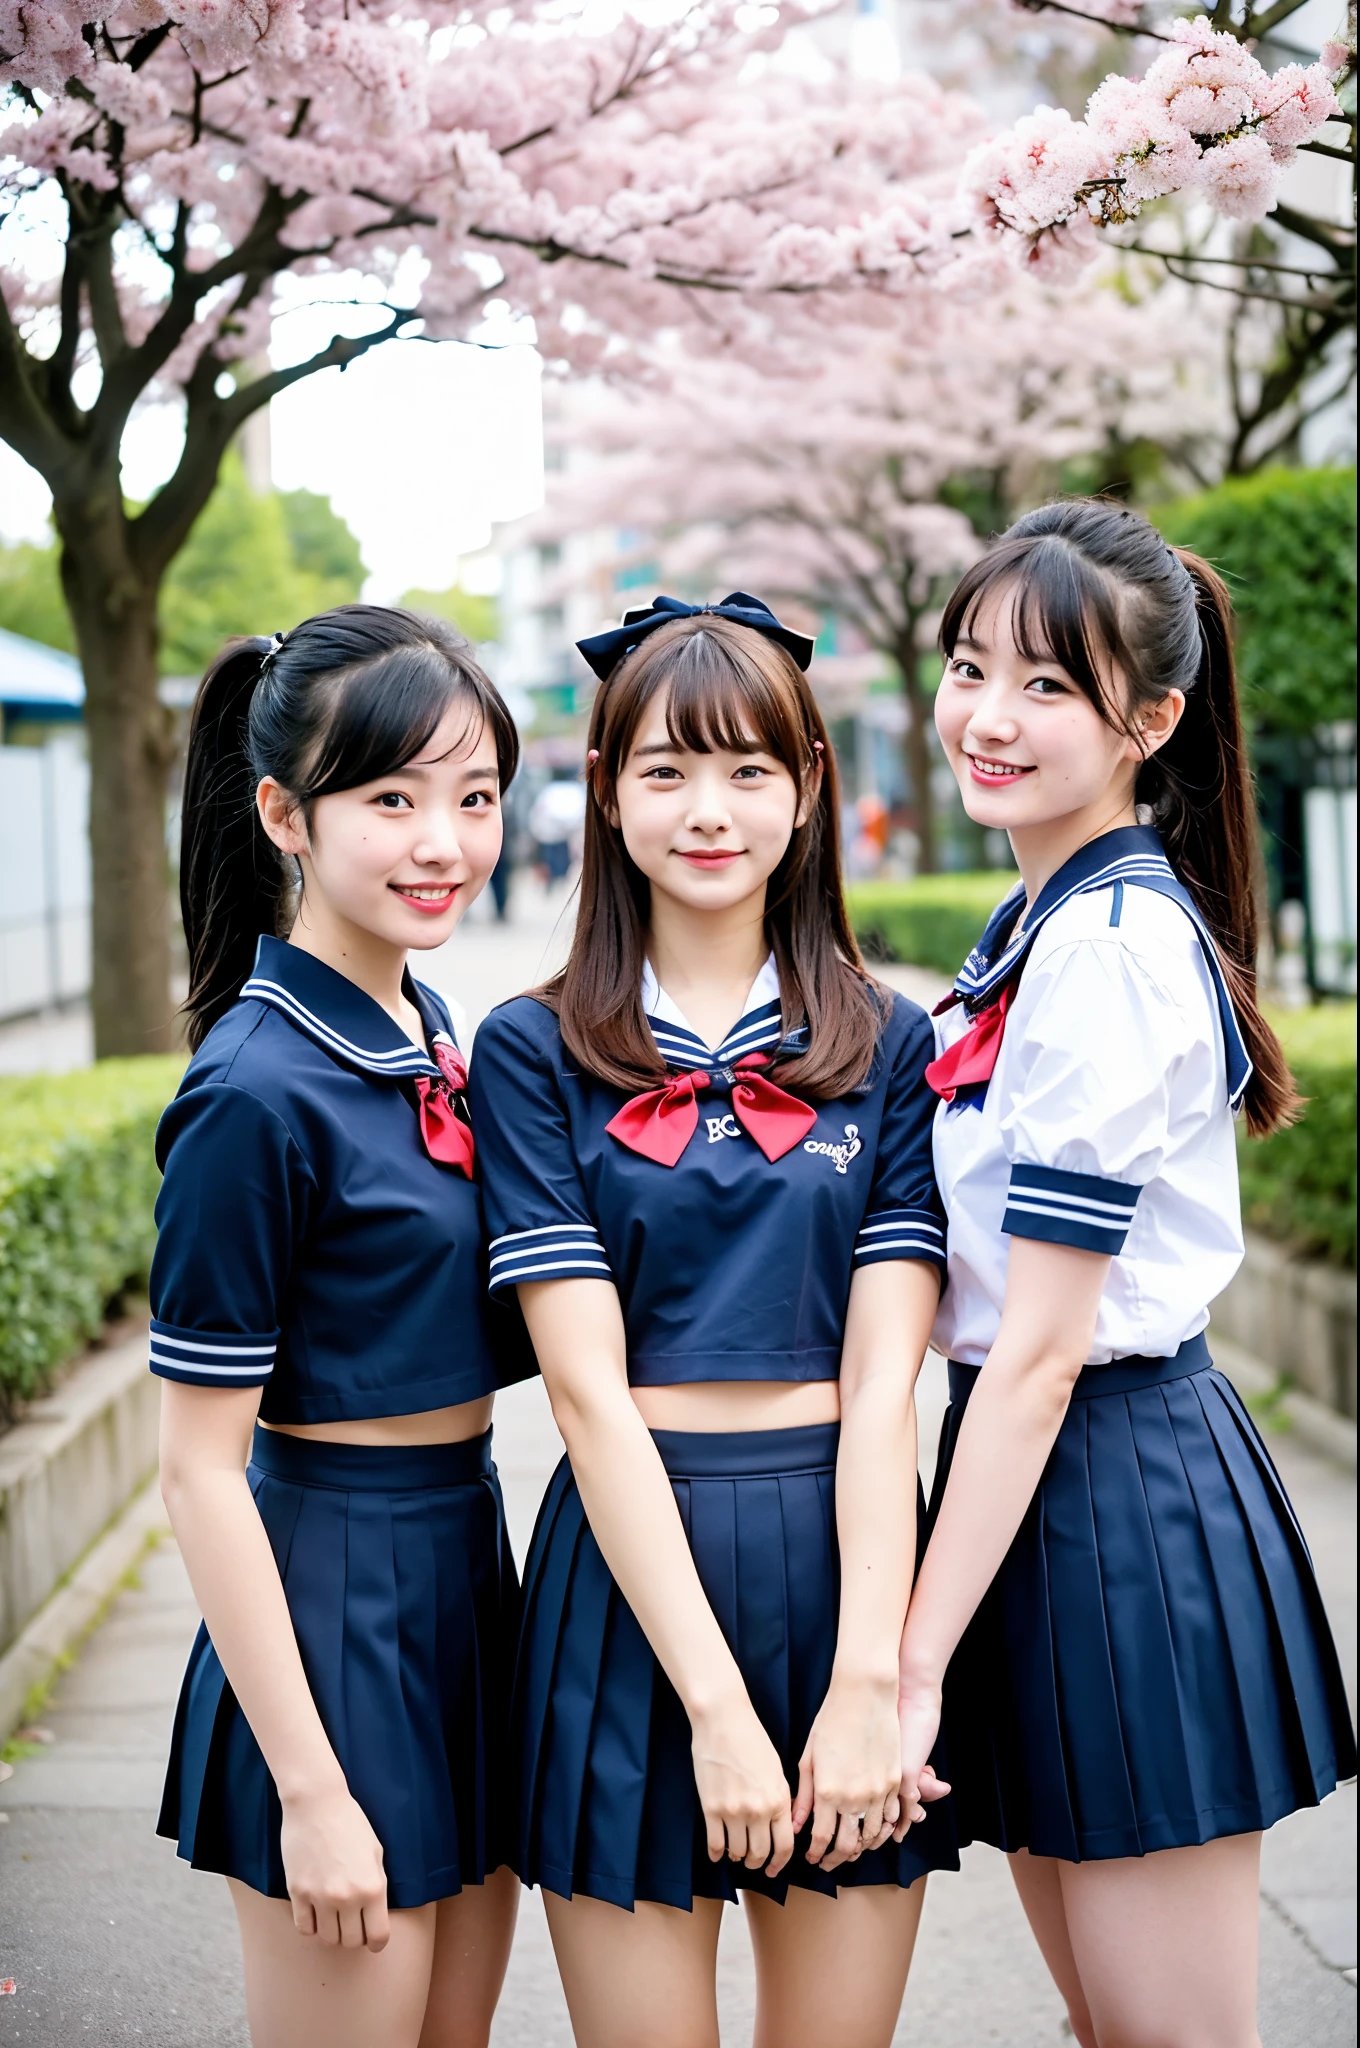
[{"xmin": 399, "ymin": 757, "xmax": 500, "ymax": 779}]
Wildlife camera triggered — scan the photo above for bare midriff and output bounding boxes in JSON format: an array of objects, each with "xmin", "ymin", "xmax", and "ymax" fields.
[
  {"xmin": 630, "ymin": 1379, "xmax": 840, "ymax": 1433},
  {"xmin": 258, "ymin": 1394, "xmax": 495, "ymax": 1447}
]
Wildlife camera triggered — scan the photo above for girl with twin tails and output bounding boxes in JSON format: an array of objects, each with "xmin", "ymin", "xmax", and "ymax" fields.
[
  {"xmin": 901, "ymin": 501, "xmax": 1355, "ymax": 2046},
  {"xmin": 152, "ymin": 607, "xmax": 531, "ymax": 2048},
  {"xmin": 470, "ymin": 596, "xmax": 957, "ymax": 2048}
]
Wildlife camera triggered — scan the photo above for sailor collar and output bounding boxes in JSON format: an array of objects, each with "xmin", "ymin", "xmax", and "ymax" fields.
[
  {"xmin": 953, "ymin": 825, "xmax": 1253, "ymax": 1114},
  {"xmin": 640, "ymin": 953, "xmax": 807, "ymax": 1072},
  {"xmin": 241, "ymin": 935, "xmax": 447, "ymax": 1081}
]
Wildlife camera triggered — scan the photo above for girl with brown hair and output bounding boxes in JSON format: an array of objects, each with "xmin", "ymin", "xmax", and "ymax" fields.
[{"xmin": 469, "ymin": 595, "xmax": 956, "ymax": 2048}]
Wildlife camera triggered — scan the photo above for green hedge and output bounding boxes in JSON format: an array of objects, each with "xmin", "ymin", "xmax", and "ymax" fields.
[
  {"xmin": 847, "ymin": 872, "xmax": 1019, "ymax": 978},
  {"xmin": 1240, "ymin": 1006, "xmax": 1356, "ymax": 1268},
  {"xmin": 0, "ymin": 1057, "xmax": 184, "ymax": 1421}
]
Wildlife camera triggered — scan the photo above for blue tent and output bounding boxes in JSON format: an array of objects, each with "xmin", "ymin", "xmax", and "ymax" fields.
[{"xmin": 0, "ymin": 626, "xmax": 83, "ymax": 728}]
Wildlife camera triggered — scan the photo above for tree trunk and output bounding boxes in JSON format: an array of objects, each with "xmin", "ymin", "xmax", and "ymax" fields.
[
  {"xmin": 55, "ymin": 480, "xmax": 177, "ymax": 1058},
  {"xmin": 896, "ymin": 620, "xmax": 937, "ymax": 875}
]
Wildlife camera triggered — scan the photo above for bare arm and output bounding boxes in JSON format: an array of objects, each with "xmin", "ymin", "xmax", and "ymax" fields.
[
  {"xmin": 796, "ymin": 1258, "xmax": 941, "ymax": 1870},
  {"xmin": 517, "ymin": 1276, "xmax": 795, "ymax": 1876},
  {"xmin": 159, "ymin": 1384, "xmax": 389, "ymax": 1949},
  {"xmin": 895, "ymin": 1237, "xmax": 1110, "ymax": 1817}
]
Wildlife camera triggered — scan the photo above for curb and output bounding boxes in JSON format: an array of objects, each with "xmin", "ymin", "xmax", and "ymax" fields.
[
  {"xmin": 0, "ymin": 1476, "xmax": 170, "ymax": 1742},
  {"xmin": 1211, "ymin": 1334, "xmax": 1358, "ymax": 1473}
]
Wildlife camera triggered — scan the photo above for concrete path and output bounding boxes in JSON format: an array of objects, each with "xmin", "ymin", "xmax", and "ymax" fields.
[{"xmin": 0, "ymin": 1362, "xmax": 1353, "ymax": 2047}]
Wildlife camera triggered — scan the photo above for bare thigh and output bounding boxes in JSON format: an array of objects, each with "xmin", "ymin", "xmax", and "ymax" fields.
[
  {"xmin": 745, "ymin": 1879, "xmax": 927, "ymax": 2048},
  {"xmin": 1008, "ymin": 1851, "xmax": 1096, "ymax": 2048},
  {"xmin": 420, "ymin": 1867, "xmax": 520, "ymax": 2048},
  {"xmin": 542, "ymin": 1890, "xmax": 724, "ymax": 2048},
  {"xmin": 1011, "ymin": 1834, "xmax": 1263, "ymax": 2048},
  {"xmin": 229, "ymin": 1880, "xmax": 436, "ymax": 2048}
]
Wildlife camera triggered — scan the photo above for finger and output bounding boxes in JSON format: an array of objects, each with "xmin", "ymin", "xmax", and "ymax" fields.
[
  {"xmin": 316, "ymin": 1908, "xmax": 342, "ymax": 1948},
  {"xmin": 791, "ymin": 1750, "xmax": 815, "ymax": 1836},
  {"xmin": 705, "ymin": 1810, "xmax": 727, "ymax": 1863},
  {"xmin": 861, "ymin": 1798, "xmax": 887, "ymax": 1844},
  {"xmin": 725, "ymin": 1821, "xmax": 750, "ymax": 1865},
  {"xmin": 363, "ymin": 1896, "xmax": 391, "ymax": 1954},
  {"xmin": 919, "ymin": 1767, "xmax": 952, "ymax": 1802},
  {"xmin": 832, "ymin": 1807, "xmax": 866, "ymax": 1866},
  {"xmin": 290, "ymin": 1896, "xmax": 317, "ymax": 1938},
  {"xmin": 743, "ymin": 1817, "xmax": 772, "ymax": 1870},
  {"xmin": 767, "ymin": 1808, "xmax": 796, "ymax": 1880},
  {"xmin": 806, "ymin": 1793, "xmax": 838, "ymax": 1866},
  {"xmin": 884, "ymin": 1791, "xmax": 901, "ymax": 1831},
  {"xmin": 338, "ymin": 1902, "xmax": 366, "ymax": 1950}
]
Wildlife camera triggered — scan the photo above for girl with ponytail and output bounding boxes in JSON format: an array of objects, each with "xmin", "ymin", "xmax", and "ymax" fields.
[
  {"xmin": 889, "ymin": 501, "xmax": 1354, "ymax": 2045},
  {"xmin": 152, "ymin": 606, "xmax": 527, "ymax": 2047}
]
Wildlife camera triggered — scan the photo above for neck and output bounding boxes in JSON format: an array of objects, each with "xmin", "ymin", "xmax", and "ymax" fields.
[
  {"xmin": 1008, "ymin": 791, "xmax": 1139, "ymax": 916},
  {"xmin": 287, "ymin": 884, "xmax": 411, "ymax": 1028},
  {"xmin": 644, "ymin": 889, "xmax": 769, "ymax": 1010}
]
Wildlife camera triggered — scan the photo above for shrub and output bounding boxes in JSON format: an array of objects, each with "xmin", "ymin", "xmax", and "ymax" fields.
[
  {"xmin": 1155, "ymin": 467, "xmax": 1356, "ymax": 736},
  {"xmin": 847, "ymin": 872, "xmax": 1019, "ymax": 979},
  {"xmin": 1239, "ymin": 1006, "xmax": 1356, "ymax": 1268},
  {"xmin": 0, "ymin": 1057, "xmax": 183, "ymax": 1422}
]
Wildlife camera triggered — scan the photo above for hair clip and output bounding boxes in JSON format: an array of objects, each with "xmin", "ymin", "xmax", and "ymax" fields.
[
  {"xmin": 586, "ymin": 748, "xmax": 600, "ymax": 766},
  {"xmin": 813, "ymin": 740, "xmax": 824, "ymax": 754}
]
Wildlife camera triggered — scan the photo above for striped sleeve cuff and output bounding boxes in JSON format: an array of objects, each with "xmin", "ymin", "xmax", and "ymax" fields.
[
  {"xmin": 1002, "ymin": 1165, "xmax": 1141, "ymax": 1255},
  {"xmin": 149, "ymin": 1318, "xmax": 278, "ymax": 1387},
  {"xmin": 852, "ymin": 1208, "xmax": 947, "ymax": 1270},
  {"xmin": 488, "ymin": 1222, "xmax": 613, "ymax": 1296}
]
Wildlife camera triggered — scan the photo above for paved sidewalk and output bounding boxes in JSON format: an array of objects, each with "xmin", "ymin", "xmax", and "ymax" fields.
[{"xmin": 0, "ymin": 1364, "xmax": 1353, "ymax": 2046}]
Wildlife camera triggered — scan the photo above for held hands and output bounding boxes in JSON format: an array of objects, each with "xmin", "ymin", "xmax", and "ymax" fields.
[
  {"xmin": 690, "ymin": 1689, "xmax": 796, "ymax": 1879},
  {"xmin": 892, "ymin": 1670, "xmax": 951, "ymax": 1845},
  {"xmin": 279, "ymin": 1779, "xmax": 391, "ymax": 1952},
  {"xmin": 793, "ymin": 1673, "xmax": 904, "ymax": 1872}
]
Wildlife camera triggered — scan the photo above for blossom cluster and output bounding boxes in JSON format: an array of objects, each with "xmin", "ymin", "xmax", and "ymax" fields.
[{"xmin": 963, "ymin": 15, "xmax": 1344, "ymax": 279}]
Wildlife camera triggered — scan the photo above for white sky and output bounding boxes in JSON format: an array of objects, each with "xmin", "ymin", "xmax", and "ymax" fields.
[{"xmin": 0, "ymin": 313, "xmax": 546, "ymax": 603}]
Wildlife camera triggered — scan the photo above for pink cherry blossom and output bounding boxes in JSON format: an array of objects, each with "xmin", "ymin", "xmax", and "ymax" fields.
[{"xmin": 1198, "ymin": 131, "xmax": 1280, "ymax": 220}]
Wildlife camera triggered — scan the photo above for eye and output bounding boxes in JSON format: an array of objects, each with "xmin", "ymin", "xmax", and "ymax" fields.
[
  {"xmin": 948, "ymin": 657, "xmax": 983, "ymax": 682},
  {"xmin": 1026, "ymin": 674, "xmax": 1070, "ymax": 697},
  {"xmin": 732, "ymin": 764, "xmax": 770, "ymax": 781},
  {"xmin": 460, "ymin": 787, "xmax": 497, "ymax": 809},
  {"xmin": 373, "ymin": 790, "xmax": 413, "ymax": 810},
  {"xmin": 642, "ymin": 765, "xmax": 682, "ymax": 782}
]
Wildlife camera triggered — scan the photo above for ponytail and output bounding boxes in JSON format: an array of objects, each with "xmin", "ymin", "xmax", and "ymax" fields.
[
  {"xmin": 1147, "ymin": 554, "xmax": 1299, "ymax": 1137},
  {"xmin": 179, "ymin": 605, "xmax": 521, "ymax": 1053},
  {"xmin": 940, "ymin": 499, "xmax": 1299, "ymax": 1137},
  {"xmin": 180, "ymin": 639, "xmax": 284, "ymax": 1051}
]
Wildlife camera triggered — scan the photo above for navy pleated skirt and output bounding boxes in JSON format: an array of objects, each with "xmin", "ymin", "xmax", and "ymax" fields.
[
  {"xmin": 513, "ymin": 1422, "xmax": 960, "ymax": 1910},
  {"xmin": 933, "ymin": 1338, "xmax": 1357, "ymax": 1863},
  {"xmin": 158, "ymin": 1426, "xmax": 519, "ymax": 1908}
]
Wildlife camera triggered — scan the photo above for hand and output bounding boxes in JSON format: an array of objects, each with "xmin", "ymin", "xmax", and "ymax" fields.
[
  {"xmin": 279, "ymin": 1781, "xmax": 390, "ymax": 1951},
  {"xmin": 792, "ymin": 1672, "xmax": 903, "ymax": 1871},
  {"xmin": 690, "ymin": 1692, "xmax": 796, "ymax": 1879},
  {"xmin": 892, "ymin": 1672, "xmax": 951, "ymax": 1843}
]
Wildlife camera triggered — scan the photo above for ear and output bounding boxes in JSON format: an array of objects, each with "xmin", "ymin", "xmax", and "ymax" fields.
[
  {"xmin": 795, "ymin": 756, "xmax": 823, "ymax": 831},
  {"xmin": 256, "ymin": 778, "xmax": 309, "ymax": 857},
  {"xmin": 1128, "ymin": 690, "xmax": 1185, "ymax": 762}
]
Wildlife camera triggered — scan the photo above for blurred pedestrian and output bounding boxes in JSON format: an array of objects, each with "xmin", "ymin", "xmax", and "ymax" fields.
[{"xmin": 529, "ymin": 772, "xmax": 586, "ymax": 887}]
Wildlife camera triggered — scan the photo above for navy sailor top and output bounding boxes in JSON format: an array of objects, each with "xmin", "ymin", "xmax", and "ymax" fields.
[
  {"xmin": 149, "ymin": 936, "xmax": 531, "ymax": 1424},
  {"xmin": 468, "ymin": 975, "xmax": 947, "ymax": 1386}
]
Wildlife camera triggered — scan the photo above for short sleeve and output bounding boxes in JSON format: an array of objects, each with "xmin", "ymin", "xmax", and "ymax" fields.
[
  {"xmin": 998, "ymin": 940, "xmax": 1182, "ymax": 1255},
  {"xmin": 853, "ymin": 1000, "xmax": 948, "ymax": 1274},
  {"xmin": 468, "ymin": 1004, "xmax": 613, "ymax": 1297},
  {"xmin": 149, "ymin": 1083, "xmax": 309, "ymax": 1388}
]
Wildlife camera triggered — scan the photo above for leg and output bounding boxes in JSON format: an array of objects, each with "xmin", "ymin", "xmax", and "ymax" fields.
[
  {"xmin": 1008, "ymin": 1850, "xmax": 1097, "ymax": 2048},
  {"xmin": 229, "ymin": 1879, "xmax": 435, "ymax": 2048},
  {"xmin": 542, "ymin": 1890, "xmax": 724, "ymax": 2048},
  {"xmin": 419, "ymin": 1866, "xmax": 520, "ymax": 2048},
  {"xmin": 1057, "ymin": 1833, "xmax": 1263, "ymax": 2048},
  {"xmin": 744, "ymin": 1880, "xmax": 928, "ymax": 2048}
]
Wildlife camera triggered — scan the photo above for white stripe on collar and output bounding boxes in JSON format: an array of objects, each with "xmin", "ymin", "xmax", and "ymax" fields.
[
  {"xmin": 240, "ymin": 976, "xmax": 439, "ymax": 1079},
  {"xmin": 640, "ymin": 953, "xmax": 780, "ymax": 1054}
]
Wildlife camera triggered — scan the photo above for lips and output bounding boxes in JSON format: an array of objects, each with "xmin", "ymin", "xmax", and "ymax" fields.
[
  {"xmin": 965, "ymin": 754, "xmax": 1035, "ymax": 784},
  {"xmin": 390, "ymin": 883, "xmax": 458, "ymax": 914},
  {"xmin": 677, "ymin": 850, "xmax": 743, "ymax": 868}
]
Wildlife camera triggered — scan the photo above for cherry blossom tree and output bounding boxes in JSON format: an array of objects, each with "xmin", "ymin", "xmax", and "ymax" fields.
[
  {"xmin": 0, "ymin": 1, "xmax": 982, "ymax": 1053},
  {"xmin": 542, "ymin": 277, "xmax": 1221, "ymax": 868}
]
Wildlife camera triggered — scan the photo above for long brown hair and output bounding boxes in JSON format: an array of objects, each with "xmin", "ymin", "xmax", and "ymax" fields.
[
  {"xmin": 539, "ymin": 614, "xmax": 882, "ymax": 1099},
  {"xmin": 940, "ymin": 499, "xmax": 1297, "ymax": 1136}
]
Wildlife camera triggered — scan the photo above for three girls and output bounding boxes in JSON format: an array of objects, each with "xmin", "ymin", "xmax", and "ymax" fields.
[
  {"xmin": 153, "ymin": 608, "xmax": 526, "ymax": 2048},
  {"xmin": 899, "ymin": 501, "xmax": 1355, "ymax": 2047},
  {"xmin": 469, "ymin": 597, "xmax": 956, "ymax": 2048}
]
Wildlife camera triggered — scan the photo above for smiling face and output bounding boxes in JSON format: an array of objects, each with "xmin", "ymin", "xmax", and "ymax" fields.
[
  {"xmin": 612, "ymin": 689, "xmax": 811, "ymax": 921},
  {"xmin": 935, "ymin": 582, "xmax": 1179, "ymax": 844},
  {"xmin": 258, "ymin": 695, "xmax": 502, "ymax": 953}
]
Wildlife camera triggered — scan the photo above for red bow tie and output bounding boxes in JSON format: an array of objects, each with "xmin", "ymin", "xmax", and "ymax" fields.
[
  {"xmin": 415, "ymin": 1035, "xmax": 475, "ymax": 1175},
  {"xmin": 606, "ymin": 1053, "xmax": 817, "ymax": 1167},
  {"xmin": 924, "ymin": 985, "xmax": 1012, "ymax": 1103}
]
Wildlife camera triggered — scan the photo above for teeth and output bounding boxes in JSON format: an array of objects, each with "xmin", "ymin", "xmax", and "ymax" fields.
[
  {"xmin": 397, "ymin": 886, "xmax": 453, "ymax": 899},
  {"xmin": 972, "ymin": 759, "xmax": 1027, "ymax": 778}
]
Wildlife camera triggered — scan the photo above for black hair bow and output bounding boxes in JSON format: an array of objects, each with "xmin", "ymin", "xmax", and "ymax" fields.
[{"xmin": 575, "ymin": 592, "xmax": 816, "ymax": 683}]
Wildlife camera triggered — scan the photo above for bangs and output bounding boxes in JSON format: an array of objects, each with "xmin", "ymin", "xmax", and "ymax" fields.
[
  {"xmin": 941, "ymin": 534, "xmax": 1128, "ymax": 726},
  {"xmin": 304, "ymin": 649, "xmax": 504, "ymax": 801},
  {"xmin": 608, "ymin": 617, "xmax": 807, "ymax": 774}
]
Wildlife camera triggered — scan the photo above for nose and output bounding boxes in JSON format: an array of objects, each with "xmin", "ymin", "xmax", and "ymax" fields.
[
  {"xmin": 966, "ymin": 678, "xmax": 1023, "ymax": 749},
  {"xmin": 410, "ymin": 803, "xmax": 466, "ymax": 871},
  {"xmin": 684, "ymin": 765, "xmax": 733, "ymax": 836}
]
